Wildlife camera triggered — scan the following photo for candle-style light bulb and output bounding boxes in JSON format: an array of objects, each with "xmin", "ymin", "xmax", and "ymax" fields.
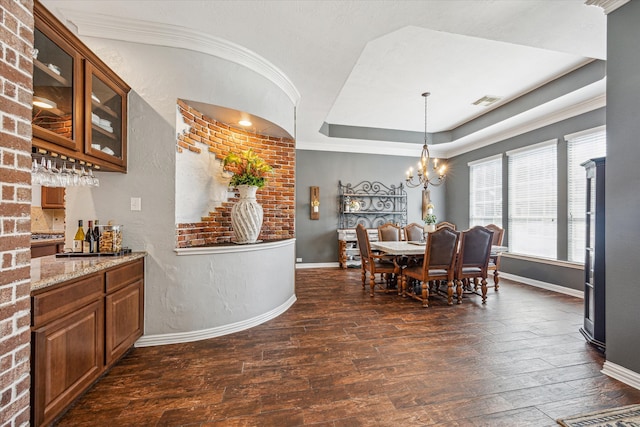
[{"xmin": 433, "ymin": 158, "xmax": 438, "ymax": 168}]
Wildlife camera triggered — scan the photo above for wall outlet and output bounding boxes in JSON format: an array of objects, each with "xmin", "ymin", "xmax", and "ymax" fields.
[
  {"xmin": 296, "ymin": 258, "xmax": 302, "ymax": 262},
  {"xmin": 130, "ymin": 197, "xmax": 142, "ymax": 211}
]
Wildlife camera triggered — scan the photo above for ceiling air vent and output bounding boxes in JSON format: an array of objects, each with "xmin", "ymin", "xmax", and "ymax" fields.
[{"xmin": 472, "ymin": 95, "xmax": 502, "ymax": 107}]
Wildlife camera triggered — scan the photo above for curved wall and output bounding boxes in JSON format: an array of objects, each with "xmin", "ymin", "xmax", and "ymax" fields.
[{"xmin": 63, "ymin": 33, "xmax": 297, "ymax": 340}]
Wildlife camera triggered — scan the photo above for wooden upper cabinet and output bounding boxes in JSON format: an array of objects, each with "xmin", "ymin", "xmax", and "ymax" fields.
[
  {"xmin": 41, "ymin": 186, "xmax": 65, "ymax": 208},
  {"xmin": 33, "ymin": 1, "xmax": 130, "ymax": 172},
  {"xmin": 32, "ymin": 21, "xmax": 83, "ymax": 152},
  {"xmin": 84, "ymin": 62, "xmax": 128, "ymax": 168}
]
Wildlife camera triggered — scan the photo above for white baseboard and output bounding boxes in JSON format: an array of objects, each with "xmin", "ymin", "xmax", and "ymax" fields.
[
  {"xmin": 295, "ymin": 262, "xmax": 340, "ymax": 269},
  {"xmin": 602, "ymin": 360, "xmax": 640, "ymax": 390},
  {"xmin": 500, "ymin": 272, "xmax": 583, "ymax": 298},
  {"xmin": 135, "ymin": 295, "xmax": 297, "ymax": 347}
]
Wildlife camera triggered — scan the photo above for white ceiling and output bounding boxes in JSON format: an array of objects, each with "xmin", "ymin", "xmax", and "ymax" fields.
[{"xmin": 42, "ymin": 0, "xmax": 608, "ymax": 158}]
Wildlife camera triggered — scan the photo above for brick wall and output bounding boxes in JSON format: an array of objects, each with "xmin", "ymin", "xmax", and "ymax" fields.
[
  {"xmin": 176, "ymin": 99, "xmax": 295, "ymax": 246},
  {"xmin": 32, "ymin": 114, "xmax": 72, "ymax": 139},
  {"xmin": 0, "ymin": 1, "xmax": 33, "ymax": 426}
]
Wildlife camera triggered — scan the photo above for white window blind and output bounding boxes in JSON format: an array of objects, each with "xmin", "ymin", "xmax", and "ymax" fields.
[
  {"xmin": 567, "ymin": 127, "xmax": 606, "ymax": 262},
  {"xmin": 469, "ymin": 155, "xmax": 502, "ymax": 227},
  {"xmin": 507, "ymin": 140, "xmax": 557, "ymax": 258}
]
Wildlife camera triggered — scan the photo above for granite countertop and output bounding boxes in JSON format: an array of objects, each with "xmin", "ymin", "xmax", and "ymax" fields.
[{"xmin": 31, "ymin": 252, "xmax": 146, "ymax": 292}]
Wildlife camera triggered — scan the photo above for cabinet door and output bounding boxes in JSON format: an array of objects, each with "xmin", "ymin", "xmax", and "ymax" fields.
[
  {"xmin": 32, "ymin": 16, "xmax": 83, "ymax": 152},
  {"xmin": 85, "ymin": 61, "xmax": 128, "ymax": 168},
  {"xmin": 105, "ymin": 279, "xmax": 144, "ymax": 365},
  {"xmin": 41, "ymin": 186, "xmax": 65, "ymax": 209},
  {"xmin": 32, "ymin": 300, "xmax": 104, "ymax": 427}
]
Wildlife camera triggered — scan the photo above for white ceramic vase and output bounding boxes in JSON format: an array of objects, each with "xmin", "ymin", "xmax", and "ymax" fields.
[
  {"xmin": 424, "ymin": 224, "xmax": 436, "ymax": 233},
  {"xmin": 231, "ymin": 185, "xmax": 263, "ymax": 244}
]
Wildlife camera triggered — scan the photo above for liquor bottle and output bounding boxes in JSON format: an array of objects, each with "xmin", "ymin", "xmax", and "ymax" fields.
[
  {"xmin": 84, "ymin": 220, "xmax": 95, "ymax": 253},
  {"xmin": 73, "ymin": 220, "xmax": 85, "ymax": 253},
  {"xmin": 93, "ymin": 220, "xmax": 100, "ymax": 253}
]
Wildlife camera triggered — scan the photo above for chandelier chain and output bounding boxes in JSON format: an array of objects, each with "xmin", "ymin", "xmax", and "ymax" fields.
[{"xmin": 405, "ymin": 91, "xmax": 446, "ymax": 190}]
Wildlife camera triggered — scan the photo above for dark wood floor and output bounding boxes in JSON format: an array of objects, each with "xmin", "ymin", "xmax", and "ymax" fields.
[{"xmin": 55, "ymin": 268, "xmax": 640, "ymax": 426}]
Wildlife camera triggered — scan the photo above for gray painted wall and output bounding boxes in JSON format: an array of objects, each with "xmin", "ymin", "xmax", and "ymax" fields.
[
  {"xmin": 295, "ymin": 150, "xmax": 445, "ymax": 263},
  {"xmin": 445, "ymin": 108, "xmax": 605, "ymax": 291},
  {"xmin": 605, "ymin": 0, "xmax": 640, "ymax": 374}
]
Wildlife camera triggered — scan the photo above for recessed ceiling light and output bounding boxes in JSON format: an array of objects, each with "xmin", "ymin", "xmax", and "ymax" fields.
[
  {"xmin": 238, "ymin": 119, "xmax": 252, "ymax": 127},
  {"xmin": 472, "ymin": 95, "xmax": 502, "ymax": 107},
  {"xmin": 33, "ymin": 96, "xmax": 57, "ymax": 109}
]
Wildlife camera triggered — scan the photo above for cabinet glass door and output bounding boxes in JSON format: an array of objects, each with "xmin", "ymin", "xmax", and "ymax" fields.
[
  {"xmin": 32, "ymin": 28, "xmax": 80, "ymax": 150},
  {"xmin": 85, "ymin": 63, "xmax": 126, "ymax": 167}
]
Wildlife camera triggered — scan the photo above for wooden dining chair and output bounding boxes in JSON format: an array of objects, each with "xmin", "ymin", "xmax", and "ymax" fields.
[
  {"xmin": 355, "ymin": 224, "xmax": 399, "ymax": 297},
  {"xmin": 378, "ymin": 222, "xmax": 403, "ymax": 241},
  {"xmin": 485, "ymin": 224, "xmax": 505, "ymax": 291},
  {"xmin": 402, "ymin": 227, "xmax": 460, "ymax": 307},
  {"xmin": 436, "ymin": 221, "xmax": 456, "ymax": 231},
  {"xmin": 404, "ymin": 223, "xmax": 425, "ymax": 241},
  {"xmin": 454, "ymin": 226, "xmax": 494, "ymax": 304}
]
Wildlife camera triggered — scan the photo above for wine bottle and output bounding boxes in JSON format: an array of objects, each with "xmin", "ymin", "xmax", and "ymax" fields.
[
  {"xmin": 84, "ymin": 220, "xmax": 95, "ymax": 253},
  {"xmin": 93, "ymin": 220, "xmax": 100, "ymax": 253},
  {"xmin": 73, "ymin": 220, "xmax": 85, "ymax": 253}
]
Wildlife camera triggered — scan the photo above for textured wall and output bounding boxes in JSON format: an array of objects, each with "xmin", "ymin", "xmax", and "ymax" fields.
[
  {"xmin": 175, "ymin": 100, "xmax": 295, "ymax": 246},
  {"xmin": 0, "ymin": 1, "xmax": 33, "ymax": 425},
  {"xmin": 62, "ymin": 37, "xmax": 296, "ymax": 336}
]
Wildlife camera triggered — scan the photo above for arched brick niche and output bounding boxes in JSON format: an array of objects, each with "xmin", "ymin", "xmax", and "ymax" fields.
[{"xmin": 175, "ymin": 99, "xmax": 295, "ymax": 247}]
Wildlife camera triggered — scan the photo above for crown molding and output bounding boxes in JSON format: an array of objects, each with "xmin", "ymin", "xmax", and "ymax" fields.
[
  {"xmin": 295, "ymin": 138, "xmax": 443, "ymax": 158},
  {"xmin": 58, "ymin": 10, "xmax": 301, "ymax": 106},
  {"xmin": 442, "ymin": 93, "xmax": 606, "ymax": 158},
  {"xmin": 299, "ymin": 92, "xmax": 605, "ymax": 159},
  {"xmin": 585, "ymin": 0, "xmax": 631, "ymax": 14}
]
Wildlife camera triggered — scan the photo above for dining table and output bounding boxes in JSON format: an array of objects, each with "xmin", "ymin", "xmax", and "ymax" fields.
[
  {"xmin": 370, "ymin": 240, "xmax": 509, "ymax": 296},
  {"xmin": 370, "ymin": 240, "xmax": 427, "ymax": 256},
  {"xmin": 370, "ymin": 241, "xmax": 426, "ymax": 295}
]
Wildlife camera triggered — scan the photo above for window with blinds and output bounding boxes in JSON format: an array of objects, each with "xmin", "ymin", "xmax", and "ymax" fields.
[
  {"xmin": 507, "ymin": 140, "xmax": 557, "ymax": 258},
  {"xmin": 469, "ymin": 154, "xmax": 502, "ymax": 227},
  {"xmin": 566, "ymin": 127, "xmax": 606, "ymax": 263}
]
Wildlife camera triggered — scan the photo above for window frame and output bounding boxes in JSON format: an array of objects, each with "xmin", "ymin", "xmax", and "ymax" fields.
[
  {"xmin": 506, "ymin": 139, "xmax": 558, "ymax": 259},
  {"xmin": 468, "ymin": 153, "xmax": 503, "ymax": 228}
]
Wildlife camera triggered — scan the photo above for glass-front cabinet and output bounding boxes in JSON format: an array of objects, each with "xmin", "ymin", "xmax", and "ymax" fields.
[
  {"xmin": 32, "ymin": 26, "xmax": 82, "ymax": 151},
  {"xmin": 85, "ymin": 63, "xmax": 127, "ymax": 168},
  {"xmin": 33, "ymin": 2, "xmax": 130, "ymax": 172},
  {"xmin": 580, "ymin": 157, "xmax": 605, "ymax": 352}
]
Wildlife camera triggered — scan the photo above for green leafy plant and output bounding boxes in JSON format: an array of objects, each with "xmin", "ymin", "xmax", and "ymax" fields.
[
  {"xmin": 223, "ymin": 149, "xmax": 273, "ymax": 188},
  {"xmin": 423, "ymin": 213, "xmax": 437, "ymax": 225}
]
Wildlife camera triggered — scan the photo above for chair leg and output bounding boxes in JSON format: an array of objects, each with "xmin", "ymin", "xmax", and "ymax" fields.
[
  {"xmin": 455, "ymin": 279, "xmax": 463, "ymax": 304},
  {"xmin": 481, "ymin": 277, "xmax": 488, "ymax": 303},
  {"xmin": 493, "ymin": 270, "xmax": 500, "ymax": 291},
  {"xmin": 421, "ymin": 281, "xmax": 429, "ymax": 308},
  {"xmin": 361, "ymin": 268, "xmax": 366, "ymax": 289},
  {"xmin": 446, "ymin": 280, "xmax": 454, "ymax": 305},
  {"xmin": 369, "ymin": 273, "xmax": 376, "ymax": 297}
]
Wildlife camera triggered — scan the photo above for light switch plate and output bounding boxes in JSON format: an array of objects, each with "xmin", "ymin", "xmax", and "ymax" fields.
[{"xmin": 130, "ymin": 197, "xmax": 142, "ymax": 211}]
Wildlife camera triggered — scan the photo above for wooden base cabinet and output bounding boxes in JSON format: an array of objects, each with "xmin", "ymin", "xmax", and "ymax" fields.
[
  {"xmin": 31, "ymin": 258, "xmax": 144, "ymax": 426},
  {"xmin": 32, "ymin": 301, "xmax": 104, "ymax": 427},
  {"xmin": 105, "ymin": 259, "xmax": 144, "ymax": 365}
]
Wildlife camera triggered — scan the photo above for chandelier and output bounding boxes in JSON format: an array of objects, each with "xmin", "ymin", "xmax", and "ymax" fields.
[{"xmin": 405, "ymin": 92, "xmax": 446, "ymax": 190}]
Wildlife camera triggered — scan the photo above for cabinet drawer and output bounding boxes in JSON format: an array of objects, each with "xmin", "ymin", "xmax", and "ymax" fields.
[
  {"xmin": 106, "ymin": 259, "xmax": 144, "ymax": 293},
  {"xmin": 32, "ymin": 273, "xmax": 104, "ymax": 328}
]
